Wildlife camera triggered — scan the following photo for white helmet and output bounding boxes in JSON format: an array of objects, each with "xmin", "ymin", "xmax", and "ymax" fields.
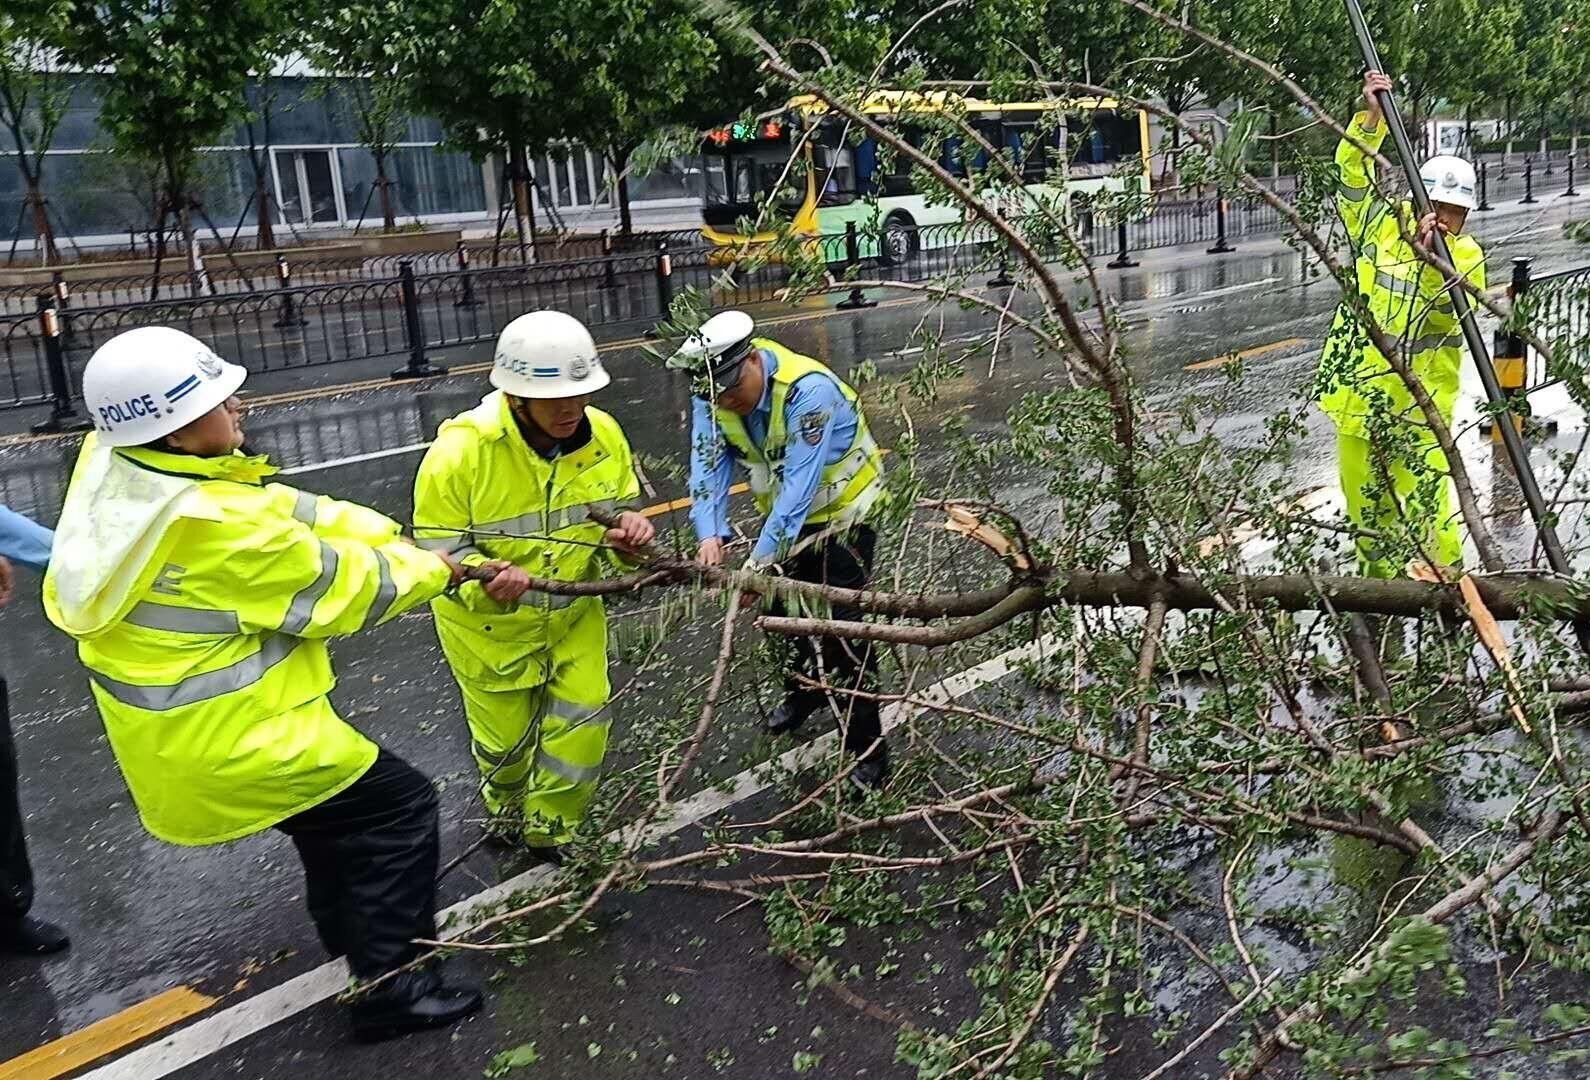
[
  {"xmin": 1421, "ymin": 155, "xmax": 1477, "ymax": 211},
  {"xmin": 82, "ymin": 327, "xmax": 248, "ymax": 447},
  {"xmin": 489, "ymin": 311, "xmax": 608, "ymax": 399}
]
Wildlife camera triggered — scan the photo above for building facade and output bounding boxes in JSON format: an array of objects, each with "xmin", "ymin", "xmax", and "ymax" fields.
[{"xmin": 0, "ymin": 74, "xmax": 705, "ymax": 252}]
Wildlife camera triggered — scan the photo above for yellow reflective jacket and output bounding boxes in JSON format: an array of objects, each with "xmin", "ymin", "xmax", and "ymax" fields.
[
  {"xmin": 43, "ymin": 438, "xmax": 451, "ymax": 846},
  {"xmin": 1318, "ymin": 111, "xmax": 1487, "ymax": 439},
  {"xmin": 712, "ymin": 340, "xmax": 885, "ymax": 529},
  {"xmin": 412, "ymin": 392, "xmax": 640, "ymax": 688}
]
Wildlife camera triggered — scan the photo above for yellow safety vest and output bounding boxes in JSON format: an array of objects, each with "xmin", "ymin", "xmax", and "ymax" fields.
[
  {"xmin": 712, "ymin": 339, "xmax": 885, "ymax": 529},
  {"xmin": 1318, "ymin": 111, "xmax": 1487, "ymax": 439},
  {"xmin": 413, "ymin": 392, "xmax": 640, "ymax": 688},
  {"xmin": 43, "ymin": 438, "xmax": 450, "ymax": 846}
]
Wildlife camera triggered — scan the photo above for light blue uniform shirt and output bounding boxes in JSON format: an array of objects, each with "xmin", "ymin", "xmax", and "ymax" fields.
[
  {"xmin": 688, "ymin": 349, "xmax": 859, "ymax": 564},
  {"xmin": 0, "ymin": 505, "xmax": 52, "ymax": 572}
]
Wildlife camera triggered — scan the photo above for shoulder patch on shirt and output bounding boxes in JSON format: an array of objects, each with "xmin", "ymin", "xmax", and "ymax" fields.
[{"xmin": 797, "ymin": 409, "xmax": 831, "ymax": 446}]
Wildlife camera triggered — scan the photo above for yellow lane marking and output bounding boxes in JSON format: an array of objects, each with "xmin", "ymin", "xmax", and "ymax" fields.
[
  {"xmin": 1184, "ymin": 337, "xmax": 1309, "ymax": 372},
  {"xmin": 0, "ymin": 986, "xmax": 217, "ymax": 1080},
  {"xmin": 639, "ymin": 482, "xmax": 750, "ymax": 518}
]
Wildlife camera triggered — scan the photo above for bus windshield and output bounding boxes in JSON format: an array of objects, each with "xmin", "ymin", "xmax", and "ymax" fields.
[{"xmin": 700, "ymin": 120, "xmax": 808, "ymax": 227}]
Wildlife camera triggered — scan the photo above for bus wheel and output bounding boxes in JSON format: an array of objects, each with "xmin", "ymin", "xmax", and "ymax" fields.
[{"xmin": 880, "ymin": 214, "xmax": 918, "ymax": 266}]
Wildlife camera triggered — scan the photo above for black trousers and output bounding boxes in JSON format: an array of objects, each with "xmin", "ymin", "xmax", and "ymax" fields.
[
  {"xmin": 275, "ymin": 749, "xmax": 440, "ymax": 985},
  {"xmin": 772, "ymin": 524, "xmax": 884, "ymax": 760},
  {"xmin": 0, "ymin": 678, "xmax": 36, "ymax": 923}
]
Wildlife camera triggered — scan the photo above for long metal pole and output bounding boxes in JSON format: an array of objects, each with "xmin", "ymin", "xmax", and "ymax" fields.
[{"xmin": 1340, "ymin": 0, "xmax": 1590, "ymax": 652}]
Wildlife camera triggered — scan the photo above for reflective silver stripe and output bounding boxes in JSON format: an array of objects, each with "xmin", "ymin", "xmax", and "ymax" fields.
[
  {"xmin": 362, "ymin": 550, "xmax": 397, "ymax": 628},
  {"xmin": 486, "ymin": 773, "xmax": 532, "ymax": 796},
  {"xmin": 546, "ymin": 696, "xmax": 608, "ymax": 727},
  {"xmin": 478, "ymin": 499, "xmax": 619, "ymax": 539},
  {"xmin": 1374, "ymin": 270, "xmax": 1419, "ymax": 298},
  {"xmin": 415, "ymin": 535, "xmax": 460, "ymax": 551},
  {"xmin": 90, "ymin": 634, "xmax": 301, "ymax": 712},
  {"xmin": 123, "ymin": 602, "xmax": 241, "ymax": 635},
  {"xmin": 455, "ymin": 545, "xmax": 485, "ymax": 561},
  {"xmin": 475, "ymin": 510, "xmax": 543, "ymax": 535},
  {"xmin": 292, "ymin": 490, "xmax": 319, "ymax": 528},
  {"xmin": 746, "ymin": 464, "xmax": 773, "ymax": 495},
  {"xmin": 534, "ymin": 748, "xmax": 602, "ymax": 784},
  {"xmin": 1339, "ymin": 181, "xmax": 1369, "ymax": 200},
  {"xmin": 472, "ymin": 739, "xmax": 529, "ymax": 769},
  {"xmin": 281, "ymin": 542, "xmax": 339, "ymax": 635}
]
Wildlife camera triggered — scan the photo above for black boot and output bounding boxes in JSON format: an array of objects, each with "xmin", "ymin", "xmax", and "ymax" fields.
[
  {"xmin": 848, "ymin": 742, "xmax": 891, "ymax": 795},
  {"xmin": 767, "ymin": 695, "xmax": 818, "ymax": 736},
  {"xmin": 1, "ymin": 915, "xmax": 70, "ymax": 956},
  {"xmin": 349, "ymin": 970, "xmax": 483, "ymax": 1043}
]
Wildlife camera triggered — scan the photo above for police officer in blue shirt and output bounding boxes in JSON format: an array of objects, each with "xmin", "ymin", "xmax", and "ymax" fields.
[
  {"xmin": 0, "ymin": 505, "xmax": 70, "ymax": 956},
  {"xmin": 670, "ymin": 311, "xmax": 891, "ymax": 791}
]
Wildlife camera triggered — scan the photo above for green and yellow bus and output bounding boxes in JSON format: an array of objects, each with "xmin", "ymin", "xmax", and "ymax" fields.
[{"xmin": 699, "ymin": 91, "xmax": 1151, "ymax": 262}]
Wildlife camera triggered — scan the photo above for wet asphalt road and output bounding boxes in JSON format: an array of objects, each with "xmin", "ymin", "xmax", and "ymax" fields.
[{"xmin": 2, "ymin": 197, "xmax": 1589, "ymax": 1079}]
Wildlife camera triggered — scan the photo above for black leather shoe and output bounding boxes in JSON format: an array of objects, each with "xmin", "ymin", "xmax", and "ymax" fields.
[
  {"xmin": 847, "ymin": 744, "xmax": 891, "ymax": 795},
  {"xmin": 351, "ymin": 981, "xmax": 483, "ymax": 1043},
  {"xmin": 767, "ymin": 698, "xmax": 816, "ymax": 736},
  {"xmin": 1, "ymin": 916, "xmax": 71, "ymax": 956}
]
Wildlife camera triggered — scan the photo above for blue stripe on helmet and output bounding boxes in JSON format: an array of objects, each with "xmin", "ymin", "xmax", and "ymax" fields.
[{"xmin": 164, "ymin": 375, "xmax": 200, "ymax": 400}]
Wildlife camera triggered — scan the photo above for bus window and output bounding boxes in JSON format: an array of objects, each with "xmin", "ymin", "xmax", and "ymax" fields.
[
  {"xmin": 878, "ymin": 126, "xmax": 922, "ymax": 197},
  {"xmin": 1068, "ymin": 110, "xmax": 1143, "ymax": 177},
  {"xmin": 1003, "ymin": 121, "xmax": 1060, "ymax": 182},
  {"xmin": 816, "ymin": 146, "xmax": 856, "ymax": 203},
  {"xmin": 854, "ymin": 137, "xmax": 878, "ymax": 195},
  {"xmin": 941, "ymin": 136, "xmax": 965, "ymax": 177}
]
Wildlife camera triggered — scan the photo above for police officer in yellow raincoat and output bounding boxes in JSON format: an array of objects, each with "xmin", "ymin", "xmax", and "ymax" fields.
[
  {"xmin": 413, "ymin": 312, "xmax": 652, "ymax": 863},
  {"xmin": 1317, "ymin": 70, "xmax": 1487, "ymax": 578},
  {"xmin": 44, "ymin": 327, "xmax": 481, "ymax": 1042}
]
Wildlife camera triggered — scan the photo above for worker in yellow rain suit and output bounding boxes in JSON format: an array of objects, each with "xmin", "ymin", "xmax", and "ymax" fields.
[
  {"xmin": 1317, "ymin": 69, "xmax": 1486, "ymax": 579},
  {"xmin": 43, "ymin": 327, "xmax": 482, "ymax": 1042},
  {"xmin": 414, "ymin": 311, "xmax": 653, "ymax": 863}
]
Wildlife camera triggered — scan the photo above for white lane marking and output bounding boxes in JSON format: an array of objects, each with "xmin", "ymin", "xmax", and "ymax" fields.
[
  {"xmin": 278, "ymin": 443, "xmax": 431, "ymax": 475},
  {"xmin": 1174, "ymin": 276, "xmax": 1281, "ymax": 302},
  {"xmin": 77, "ymin": 630, "xmax": 1067, "ymax": 1079}
]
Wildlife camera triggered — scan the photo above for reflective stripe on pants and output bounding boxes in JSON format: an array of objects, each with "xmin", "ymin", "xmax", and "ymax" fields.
[
  {"xmin": 1336, "ymin": 429, "xmax": 1462, "ymax": 578},
  {"xmin": 449, "ymin": 603, "xmax": 612, "ymax": 844}
]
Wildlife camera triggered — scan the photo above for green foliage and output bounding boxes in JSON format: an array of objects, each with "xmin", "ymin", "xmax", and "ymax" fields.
[{"xmin": 483, "ymin": 1041, "xmax": 540, "ymax": 1076}]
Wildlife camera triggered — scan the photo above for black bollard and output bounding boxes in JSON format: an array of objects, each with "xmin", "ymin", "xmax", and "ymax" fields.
[
  {"xmin": 836, "ymin": 221, "xmax": 877, "ymax": 309},
  {"xmin": 1522, "ymin": 158, "xmax": 1537, "ymax": 204},
  {"xmin": 599, "ymin": 229, "xmax": 618, "ymax": 291},
  {"xmin": 645, "ymin": 242, "xmax": 673, "ymax": 338},
  {"xmin": 1477, "ymin": 161, "xmax": 1494, "ymax": 212},
  {"xmin": 390, "ymin": 258, "xmax": 448, "ymax": 380},
  {"xmin": 1565, "ymin": 155, "xmax": 1579, "ymax": 198},
  {"xmin": 271, "ymin": 254, "xmax": 308, "ymax": 328},
  {"xmin": 30, "ymin": 295, "xmax": 91, "ymax": 434},
  {"xmin": 453, "ymin": 240, "xmax": 481, "ymax": 309},
  {"xmin": 1106, "ymin": 215, "xmax": 1138, "ymax": 269},
  {"xmin": 1206, "ymin": 189, "xmax": 1236, "ymax": 254}
]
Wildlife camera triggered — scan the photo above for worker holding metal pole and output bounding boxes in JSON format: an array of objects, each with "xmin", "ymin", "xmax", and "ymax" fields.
[
  {"xmin": 1333, "ymin": 0, "xmax": 1590, "ymax": 654},
  {"xmin": 1316, "ymin": 69, "xmax": 1485, "ymax": 579}
]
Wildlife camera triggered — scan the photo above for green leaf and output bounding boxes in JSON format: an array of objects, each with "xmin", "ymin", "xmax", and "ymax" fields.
[{"xmin": 484, "ymin": 1042, "xmax": 539, "ymax": 1077}]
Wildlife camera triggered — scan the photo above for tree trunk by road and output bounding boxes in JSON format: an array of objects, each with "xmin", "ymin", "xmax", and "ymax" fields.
[{"xmin": 506, "ymin": 138, "xmax": 537, "ymax": 263}]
